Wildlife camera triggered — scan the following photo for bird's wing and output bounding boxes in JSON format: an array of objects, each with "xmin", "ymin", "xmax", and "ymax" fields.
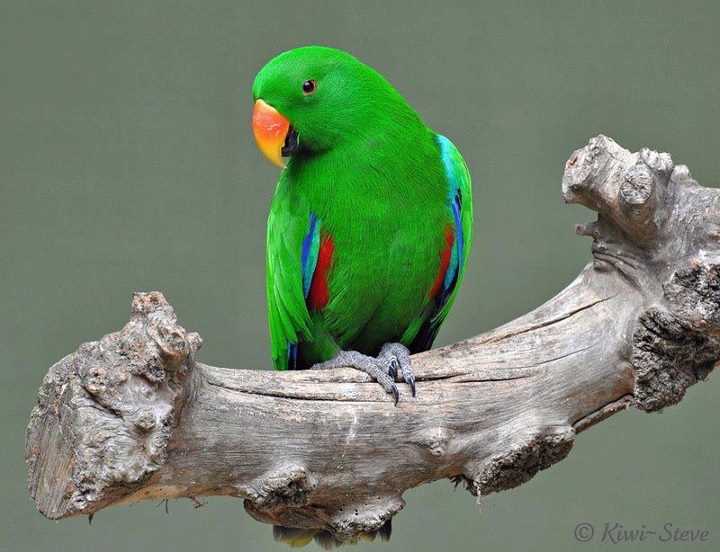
[
  {"xmin": 407, "ymin": 134, "xmax": 473, "ymax": 352},
  {"xmin": 266, "ymin": 198, "xmax": 318, "ymax": 371}
]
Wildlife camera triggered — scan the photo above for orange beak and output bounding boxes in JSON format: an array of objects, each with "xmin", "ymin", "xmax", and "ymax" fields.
[{"xmin": 252, "ymin": 99, "xmax": 291, "ymax": 168}]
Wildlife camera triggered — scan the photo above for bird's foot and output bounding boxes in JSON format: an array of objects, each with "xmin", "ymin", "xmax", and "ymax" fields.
[
  {"xmin": 312, "ymin": 343, "xmax": 416, "ymax": 405},
  {"xmin": 378, "ymin": 342, "xmax": 416, "ymax": 396}
]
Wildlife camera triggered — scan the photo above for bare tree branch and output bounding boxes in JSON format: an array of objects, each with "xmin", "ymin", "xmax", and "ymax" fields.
[{"xmin": 25, "ymin": 136, "xmax": 719, "ymax": 542}]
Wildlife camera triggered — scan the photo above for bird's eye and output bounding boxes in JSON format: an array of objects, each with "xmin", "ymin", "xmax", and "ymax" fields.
[{"xmin": 302, "ymin": 79, "xmax": 317, "ymax": 95}]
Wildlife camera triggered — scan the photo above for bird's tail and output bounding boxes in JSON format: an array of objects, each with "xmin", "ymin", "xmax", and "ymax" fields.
[{"xmin": 273, "ymin": 520, "xmax": 392, "ymax": 549}]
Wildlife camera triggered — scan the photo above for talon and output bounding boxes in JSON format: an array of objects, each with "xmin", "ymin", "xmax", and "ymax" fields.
[
  {"xmin": 388, "ymin": 359, "xmax": 398, "ymax": 380},
  {"xmin": 391, "ymin": 384, "xmax": 399, "ymax": 406},
  {"xmin": 407, "ymin": 375, "xmax": 416, "ymax": 397}
]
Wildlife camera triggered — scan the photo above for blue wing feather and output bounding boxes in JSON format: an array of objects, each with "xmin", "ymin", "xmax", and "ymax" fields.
[
  {"xmin": 288, "ymin": 213, "xmax": 322, "ymax": 368},
  {"xmin": 409, "ymin": 134, "xmax": 472, "ymax": 352}
]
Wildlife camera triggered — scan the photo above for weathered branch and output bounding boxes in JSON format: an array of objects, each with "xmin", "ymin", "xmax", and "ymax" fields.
[{"xmin": 26, "ymin": 136, "xmax": 719, "ymax": 542}]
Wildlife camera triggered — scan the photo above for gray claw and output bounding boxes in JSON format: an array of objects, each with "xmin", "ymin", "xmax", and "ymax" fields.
[
  {"xmin": 406, "ymin": 374, "xmax": 416, "ymax": 397},
  {"xmin": 388, "ymin": 359, "xmax": 398, "ymax": 380}
]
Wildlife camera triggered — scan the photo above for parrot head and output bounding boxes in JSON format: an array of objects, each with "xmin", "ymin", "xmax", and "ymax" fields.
[{"xmin": 252, "ymin": 46, "xmax": 415, "ymax": 168}]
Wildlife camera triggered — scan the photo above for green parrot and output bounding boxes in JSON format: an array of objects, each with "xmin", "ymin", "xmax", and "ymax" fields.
[
  {"xmin": 253, "ymin": 45, "xmax": 472, "ymax": 400},
  {"xmin": 252, "ymin": 45, "xmax": 472, "ymax": 548}
]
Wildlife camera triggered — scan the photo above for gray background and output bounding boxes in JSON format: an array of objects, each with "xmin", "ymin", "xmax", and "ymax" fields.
[{"xmin": 2, "ymin": 1, "xmax": 718, "ymax": 550}]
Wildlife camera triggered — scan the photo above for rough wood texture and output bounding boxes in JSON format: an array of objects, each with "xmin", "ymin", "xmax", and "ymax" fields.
[{"xmin": 26, "ymin": 136, "xmax": 719, "ymax": 542}]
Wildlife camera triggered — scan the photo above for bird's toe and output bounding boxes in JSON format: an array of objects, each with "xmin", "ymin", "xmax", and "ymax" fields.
[
  {"xmin": 379, "ymin": 343, "xmax": 416, "ymax": 396},
  {"xmin": 311, "ymin": 349, "xmax": 403, "ymax": 404}
]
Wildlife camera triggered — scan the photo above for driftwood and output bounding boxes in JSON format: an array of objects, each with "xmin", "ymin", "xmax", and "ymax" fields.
[{"xmin": 26, "ymin": 136, "xmax": 719, "ymax": 542}]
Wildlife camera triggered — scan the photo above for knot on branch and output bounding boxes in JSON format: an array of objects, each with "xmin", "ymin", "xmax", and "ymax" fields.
[
  {"xmin": 459, "ymin": 426, "xmax": 575, "ymax": 498},
  {"xmin": 633, "ymin": 257, "xmax": 720, "ymax": 411},
  {"xmin": 325, "ymin": 496, "xmax": 403, "ymax": 542},
  {"xmin": 242, "ymin": 464, "xmax": 403, "ymax": 542},
  {"xmin": 411, "ymin": 426, "xmax": 454, "ymax": 457},
  {"xmin": 565, "ymin": 135, "xmax": 675, "ymax": 276},
  {"xmin": 26, "ymin": 292, "xmax": 201, "ymax": 519},
  {"xmin": 241, "ymin": 466, "xmax": 316, "ymax": 511},
  {"xmin": 664, "ymin": 256, "xmax": 720, "ymax": 332}
]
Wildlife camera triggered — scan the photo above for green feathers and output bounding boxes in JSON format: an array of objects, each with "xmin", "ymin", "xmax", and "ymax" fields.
[{"xmin": 255, "ymin": 46, "xmax": 473, "ymax": 371}]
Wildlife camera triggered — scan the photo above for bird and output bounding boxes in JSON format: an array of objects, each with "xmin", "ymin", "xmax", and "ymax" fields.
[
  {"xmin": 253, "ymin": 45, "xmax": 472, "ymax": 402},
  {"xmin": 251, "ymin": 45, "xmax": 473, "ymax": 548}
]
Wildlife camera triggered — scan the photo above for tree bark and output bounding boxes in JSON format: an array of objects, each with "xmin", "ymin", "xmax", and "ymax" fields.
[{"xmin": 25, "ymin": 136, "xmax": 719, "ymax": 542}]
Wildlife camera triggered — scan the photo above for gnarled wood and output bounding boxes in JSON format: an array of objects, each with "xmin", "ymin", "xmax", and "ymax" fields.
[{"xmin": 26, "ymin": 136, "xmax": 719, "ymax": 542}]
